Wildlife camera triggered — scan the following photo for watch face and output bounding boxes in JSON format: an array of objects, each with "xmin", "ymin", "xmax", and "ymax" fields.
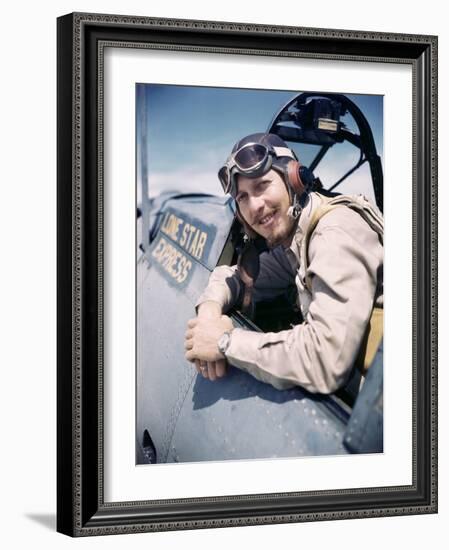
[{"xmin": 219, "ymin": 331, "xmax": 231, "ymax": 354}]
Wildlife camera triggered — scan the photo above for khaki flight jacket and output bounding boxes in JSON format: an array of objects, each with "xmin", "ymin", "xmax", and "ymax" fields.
[{"xmin": 195, "ymin": 192, "xmax": 384, "ymax": 394}]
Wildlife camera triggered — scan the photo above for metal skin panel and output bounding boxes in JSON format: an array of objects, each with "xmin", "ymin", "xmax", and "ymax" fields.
[
  {"xmin": 168, "ymin": 368, "xmax": 349, "ymax": 463},
  {"xmin": 137, "ymin": 259, "xmax": 209, "ymax": 462},
  {"xmin": 137, "ymin": 197, "xmax": 235, "ymax": 462}
]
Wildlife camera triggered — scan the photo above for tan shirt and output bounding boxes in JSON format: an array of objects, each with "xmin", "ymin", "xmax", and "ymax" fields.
[{"xmin": 196, "ymin": 192, "xmax": 383, "ymax": 394}]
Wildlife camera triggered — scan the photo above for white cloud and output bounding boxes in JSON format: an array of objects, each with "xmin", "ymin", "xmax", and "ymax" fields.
[{"xmin": 146, "ymin": 167, "xmax": 222, "ymax": 198}]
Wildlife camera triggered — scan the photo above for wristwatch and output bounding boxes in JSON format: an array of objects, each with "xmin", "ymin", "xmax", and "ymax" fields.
[{"xmin": 217, "ymin": 330, "xmax": 233, "ymax": 356}]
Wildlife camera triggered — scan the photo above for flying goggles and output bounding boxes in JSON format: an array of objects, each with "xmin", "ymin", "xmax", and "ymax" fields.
[{"xmin": 218, "ymin": 142, "xmax": 296, "ymax": 197}]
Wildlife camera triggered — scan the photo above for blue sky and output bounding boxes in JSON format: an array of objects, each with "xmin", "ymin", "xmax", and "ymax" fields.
[{"xmin": 136, "ymin": 84, "xmax": 383, "ymax": 204}]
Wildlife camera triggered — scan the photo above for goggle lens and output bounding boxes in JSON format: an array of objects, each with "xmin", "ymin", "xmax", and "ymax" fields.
[
  {"xmin": 218, "ymin": 165, "xmax": 231, "ymax": 193},
  {"xmin": 233, "ymin": 143, "xmax": 268, "ymax": 171}
]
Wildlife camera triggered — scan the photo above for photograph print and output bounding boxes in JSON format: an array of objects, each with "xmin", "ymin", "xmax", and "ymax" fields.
[{"xmin": 136, "ymin": 83, "xmax": 384, "ymax": 465}]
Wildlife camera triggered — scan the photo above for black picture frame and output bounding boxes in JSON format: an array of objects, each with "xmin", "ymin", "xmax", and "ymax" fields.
[{"xmin": 57, "ymin": 12, "xmax": 438, "ymax": 536}]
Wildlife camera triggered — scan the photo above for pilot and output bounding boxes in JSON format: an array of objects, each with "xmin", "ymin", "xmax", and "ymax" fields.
[{"xmin": 184, "ymin": 133, "xmax": 383, "ymax": 393}]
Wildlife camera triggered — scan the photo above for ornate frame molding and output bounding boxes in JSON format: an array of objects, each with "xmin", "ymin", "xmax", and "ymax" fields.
[{"xmin": 57, "ymin": 12, "xmax": 437, "ymax": 536}]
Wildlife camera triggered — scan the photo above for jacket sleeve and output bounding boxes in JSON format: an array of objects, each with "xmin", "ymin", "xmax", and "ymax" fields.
[
  {"xmin": 194, "ymin": 264, "xmax": 241, "ymax": 313},
  {"xmin": 224, "ymin": 208, "xmax": 383, "ymax": 393},
  {"xmin": 195, "ymin": 248, "xmax": 295, "ymax": 313}
]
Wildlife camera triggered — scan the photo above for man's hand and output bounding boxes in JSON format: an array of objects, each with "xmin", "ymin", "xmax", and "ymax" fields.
[{"xmin": 184, "ymin": 309, "xmax": 233, "ymax": 381}]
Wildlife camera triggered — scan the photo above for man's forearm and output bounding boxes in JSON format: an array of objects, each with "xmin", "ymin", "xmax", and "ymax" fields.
[{"xmin": 195, "ymin": 265, "xmax": 241, "ymax": 313}]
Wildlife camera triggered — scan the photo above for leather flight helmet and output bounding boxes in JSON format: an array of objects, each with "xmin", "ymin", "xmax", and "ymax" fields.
[{"xmin": 218, "ymin": 132, "xmax": 310, "ymax": 240}]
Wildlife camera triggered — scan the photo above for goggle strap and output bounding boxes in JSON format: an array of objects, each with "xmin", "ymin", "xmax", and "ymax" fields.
[{"xmin": 272, "ymin": 146, "xmax": 296, "ymax": 159}]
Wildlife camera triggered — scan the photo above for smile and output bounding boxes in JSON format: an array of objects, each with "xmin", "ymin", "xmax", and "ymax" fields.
[{"xmin": 257, "ymin": 211, "xmax": 277, "ymax": 227}]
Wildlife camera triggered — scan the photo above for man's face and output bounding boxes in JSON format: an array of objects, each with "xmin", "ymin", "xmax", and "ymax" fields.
[{"xmin": 235, "ymin": 169, "xmax": 296, "ymax": 248}]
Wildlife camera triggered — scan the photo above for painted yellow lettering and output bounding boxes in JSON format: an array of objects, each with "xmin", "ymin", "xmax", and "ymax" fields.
[
  {"xmin": 189, "ymin": 230, "xmax": 200, "ymax": 257},
  {"xmin": 160, "ymin": 213, "xmax": 170, "ymax": 233},
  {"xmin": 180, "ymin": 223, "xmax": 190, "ymax": 247},
  {"xmin": 177, "ymin": 258, "xmax": 192, "ymax": 284},
  {"xmin": 194, "ymin": 231, "xmax": 207, "ymax": 260},
  {"xmin": 161, "ymin": 213, "xmax": 183, "ymax": 242},
  {"xmin": 186, "ymin": 226, "xmax": 196, "ymax": 250},
  {"xmin": 151, "ymin": 237, "xmax": 167, "ymax": 260}
]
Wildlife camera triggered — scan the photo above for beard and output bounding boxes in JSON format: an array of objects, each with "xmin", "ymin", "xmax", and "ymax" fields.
[
  {"xmin": 265, "ymin": 232, "xmax": 283, "ymax": 248},
  {"xmin": 264, "ymin": 217, "xmax": 297, "ymax": 249}
]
